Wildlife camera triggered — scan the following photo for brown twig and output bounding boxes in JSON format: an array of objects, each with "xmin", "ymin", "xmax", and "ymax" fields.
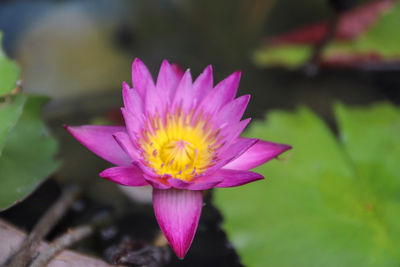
[
  {"xmin": 6, "ymin": 185, "xmax": 81, "ymax": 267},
  {"xmin": 0, "ymin": 219, "xmax": 111, "ymax": 266},
  {"xmin": 29, "ymin": 211, "xmax": 111, "ymax": 267}
]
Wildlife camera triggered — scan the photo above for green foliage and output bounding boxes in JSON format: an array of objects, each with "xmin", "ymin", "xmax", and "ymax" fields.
[
  {"xmin": 0, "ymin": 31, "xmax": 60, "ymax": 210},
  {"xmin": 253, "ymin": 45, "xmax": 311, "ymax": 69},
  {"xmin": 0, "ymin": 94, "xmax": 26, "ymax": 154},
  {"xmin": 215, "ymin": 103, "xmax": 400, "ymax": 267},
  {"xmin": 0, "ymin": 32, "xmax": 20, "ymax": 96},
  {"xmin": 0, "ymin": 96, "xmax": 60, "ymax": 210},
  {"xmin": 325, "ymin": 3, "xmax": 400, "ymax": 58},
  {"xmin": 254, "ymin": 2, "xmax": 400, "ymax": 68}
]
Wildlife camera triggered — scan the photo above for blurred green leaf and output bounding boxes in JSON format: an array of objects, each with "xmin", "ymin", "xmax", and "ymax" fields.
[
  {"xmin": 0, "ymin": 94, "xmax": 26, "ymax": 154},
  {"xmin": 0, "ymin": 95, "xmax": 60, "ymax": 211},
  {"xmin": 215, "ymin": 103, "xmax": 400, "ymax": 267},
  {"xmin": 325, "ymin": 3, "xmax": 400, "ymax": 59},
  {"xmin": 253, "ymin": 45, "xmax": 311, "ymax": 69},
  {"xmin": 254, "ymin": 1, "xmax": 400, "ymax": 68},
  {"xmin": 0, "ymin": 32, "xmax": 20, "ymax": 96}
]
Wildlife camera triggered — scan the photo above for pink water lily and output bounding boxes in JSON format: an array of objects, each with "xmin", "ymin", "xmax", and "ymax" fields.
[{"xmin": 66, "ymin": 59, "xmax": 291, "ymax": 258}]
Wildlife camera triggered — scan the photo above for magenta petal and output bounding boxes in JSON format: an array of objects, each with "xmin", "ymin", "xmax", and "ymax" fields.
[
  {"xmin": 100, "ymin": 166, "xmax": 149, "ymax": 186},
  {"xmin": 206, "ymin": 137, "xmax": 258, "ymax": 175},
  {"xmin": 168, "ymin": 175, "xmax": 223, "ymax": 190},
  {"xmin": 65, "ymin": 125, "xmax": 131, "ymax": 166},
  {"xmin": 213, "ymin": 70, "xmax": 241, "ymax": 105},
  {"xmin": 132, "ymin": 58, "xmax": 154, "ymax": 98},
  {"xmin": 214, "ymin": 169, "xmax": 263, "ymax": 188},
  {"xmin": 171, "ymin": 63, "xmax": 185, "ymax": 80},
  {"xmin": 218, "ymin": 118, "xmax": 252, "ymax": 150},
  {"xmin": 121, "ymin": 107, "xmax": 143, "ymax": 137},
  {"xmin": 224, "ymin": 139, "xmax": 292, "ymax": 170},
  {"xmin": 215, "ymin": 95, "xmax": 250, "ymax": 126},
  {"xmin": 197, "ymin": 71, "xmax": 241, "ymax": 116},
  {"xmin": 144, "ymin": 175, "xmax": 172, "ymax": 189},
  {"xmin": 145, "ymin": 77, "xmax": 164, "ymax": 116},
  {"xmin": 192, "ymin": 65, "xmax": 213, "ymax": 104},
  {"xmin": 157, "ymin": 59, "xmax": 180, "ymax": 101},
  {"xmin": 172, "ymin": 70, "xmax": 193, "ymax": 111},
  {"xmin": 113, "ymin": 131, "xmax": 139, "ymax": 160},
  {"xmin": 153, "ymin": 189, "xmax": 203, "ymax": 258},
  {"xmin": 122, "ymin": 82, "xmax": 143, "ymax": 115}
]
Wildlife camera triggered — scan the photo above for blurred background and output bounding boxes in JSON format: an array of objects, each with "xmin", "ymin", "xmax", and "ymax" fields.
[
  {"xmin": 1, "ymin": 0, "xmax": 398, "ymax": 116},
  {"xmin": 0, "ymin": 0, "xmax": 399, "ymax": 266}
]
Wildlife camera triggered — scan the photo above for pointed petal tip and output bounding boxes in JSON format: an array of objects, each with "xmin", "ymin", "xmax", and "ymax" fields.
[
  {"xmin": 132, "ymin": 57, "xmax": 143, "ymax": 65},
  {"xmin": 224, "ymin": 138, "xmax": 292, "ymax": 170},
  {"xmin": 153, "ymin": 189, "xmax": 203, "ymax": 259},
  {"xmin": 171, "ymin": 63, "xmax": 185, "ymax": 79},
  {"xmin": 239, "ymin": 94, "xmax": 251, "ymax": 105},
  {"xmin": 132, "ymin": 58, "xmax": 150, "ymax": 74},
  {"xmin": 132, "ymin": 58, "xmax": 145, "ymax": 71},
  {"xmin": 175, "ymin": 248, "xmax": 187, "ymax": 259},
  {"xmin": 231, "ymin": 70, "xmax": 242, "ymax": 80},
  {"xmin": 242, "ymin": 117, "xmax": 252, "ymax": 126},
  {"xmin": 64, "ymin": 125, "xmax": 131, "ymax": 166},
  {"xmin": 161, "ymin": 59, "xmax": 171, "ymax": 66},
  {"xmin": 215, "ymin": 169, "xmax": 264, "ymax": 188},
  {"xmin": 64, "ymin": 125, "xmax": 78, "ymax": 135},
  {"xmin": 281, "ymin": 144, "xmax": 293, "ymax": 152},
  {"xmin": 122, "ymin": 81, "xmax": 130, "ymax": 90},
  {"xmin": 181, "ymin": 69, "xmax": 193, "ymax": 82}
]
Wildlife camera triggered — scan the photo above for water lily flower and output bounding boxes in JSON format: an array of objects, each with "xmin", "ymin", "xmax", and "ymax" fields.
[{"xmin": 66, "ymin": 59, "xmax": 291, "ymax": 258}]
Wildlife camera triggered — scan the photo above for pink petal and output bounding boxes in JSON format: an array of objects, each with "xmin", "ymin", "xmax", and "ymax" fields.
[
  {"xmin": 122, "ymin": 82, "xmax": 144, "ymax": 115},
  {"xmin": 65, "ymin": 125, "xmax": 130, "ymax": 166},
  {"xmin": 172, "ymin": 70, "xmax": 193, "ymax": 112},
  {"xmin": 131, "ymin": 58, "xmax": 155, "ymax": 98},
  {"xmin": 113, "ymin": 131, "xmax": 139, "ymax": 160},
  {"xmin": 215, "ymin": 95, "xmax": 250, "ymax": 126},
  {"xmin": 153, "ymin": 189, "xmax": 203, "ymax": 258},
  {"xmin": 145, "ymin": 76, "xmax": 164, "ymax": 116},
  {"xmin": 121, "ymin": 107, "xmax": 143, "ymax": 138},
  {"xmin": 224, "ymin": 139, "xmax": 292, "ymax": 170},
  {"xmin": 197, "ymin": 71, "xmax": 241, "ymax": 116},
  {"xmin": 168, "ymin": 175, "xmax": 223, "ymax": 190},
  {"xmin": 144, "ymin": 175, "xmax": 172, "ymax": 189},
  {"xmin": 99, "ymin": 166, "xmax": 149, "ymax": 186},
  {"xmin": 156, "ymin": 59, "xmax": 180, "ymax": 102},
  {"xmin": 171, "ymin": 63, "xmax": 185, "ymax": 80},
  {"xmin": 192, "ymin": 65, "xmax": 213, "ymax": 104},
  {"xmin": 217, "ymin": 118, "xmax": 252, "ymax": 151},
  {"xmin": 214, "ymin": 169, "xmax": 263, "ymax": 188},
  {"xmin": 213, "ymin": 70, "xmax": 241, "ymax": 104},
  {"xmin": 205, "ymin": 137, "xmax": 258, "ymax": 175}
]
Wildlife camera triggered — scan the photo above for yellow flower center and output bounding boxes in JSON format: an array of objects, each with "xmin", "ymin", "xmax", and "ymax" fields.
[{"xmin": 140, "ymin": 111, "xmax": 218, "ymax": 181}]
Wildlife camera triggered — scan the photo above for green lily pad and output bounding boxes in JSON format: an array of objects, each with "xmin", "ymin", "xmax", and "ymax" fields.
[
  {"xmin": 0, "ymin": 32, "xmax": 20, "ymax": 96},
  {"xmin": 215, "ymin": 103, "xmax": 400, "ymax": 267},
  {"xmin": 0, "ymin": 96, "xmax": 61, "ymax": 211},
  {"xmin": 0, "ymin": 94, "xmax": 26, "ymax": 154}
]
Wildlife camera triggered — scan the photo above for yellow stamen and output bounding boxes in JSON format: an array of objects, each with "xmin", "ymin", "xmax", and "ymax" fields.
[{"xmin": 140, "ymin": 111, "xmax": 217, "ymax": 181}]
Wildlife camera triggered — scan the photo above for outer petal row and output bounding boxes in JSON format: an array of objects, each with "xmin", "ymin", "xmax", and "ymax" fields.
[
  {"xmin": 65, "ymin": 125, "xmax": 131, "ymax": 166},
  {"xmin": 153, "ymin": 188, "xmax": 203, "ymax": 259},
  {"xmin": 224, "ymin": 139, "xmax": 292, "ymax": 170},
  {"xmin": 65, "ymin": 125, "xmax": 290, "ymax": 191},
  {"xmin": 99, "ymin": 166, "xmax": 149, "ymax": 186}
]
